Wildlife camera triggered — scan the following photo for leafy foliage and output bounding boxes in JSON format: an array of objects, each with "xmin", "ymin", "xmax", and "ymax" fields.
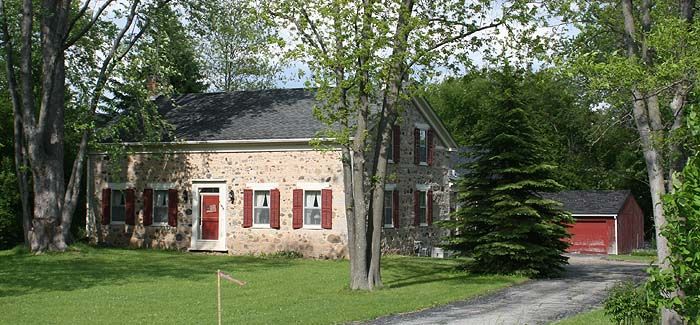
[
  {"xmin": 428, "ymin": 67, "xmax": 654, "ymax": 237},
  {"xmin": 603, "ymin": 281, "xmax": 658, "ymax": 325},
  {"xmin": 441, "ymin": 65, "xmax": 572, "ymax": 278},
  {"xmin": 646, "ymin": 151, "xmax": 700, "ymax": 321}
]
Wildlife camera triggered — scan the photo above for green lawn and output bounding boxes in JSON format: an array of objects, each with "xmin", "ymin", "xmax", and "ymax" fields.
[
  {"xmin": 554, "ymin": 308, "xmax": 613, "ymax": 325},
  {"xmin": 0, "ymin": 245, "xmax": 524, "ymax": 324}
]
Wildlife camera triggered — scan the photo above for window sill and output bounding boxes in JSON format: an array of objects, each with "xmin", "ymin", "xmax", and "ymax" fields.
[
  {"xmin": 388, "ymin": 159, "xmax": 394, "ymax": 164},
  {"xmin": 419, "ymin": 223, "xmax": 428, "ymax": 227},
  {"xmin": 303, "ymin": 225, "xmax": 323, "ymax": 230},
  {"xmin": 418, "ymin": 162, "xmax": 428, "ymax": 166},
  {"xmin": 383, "ymin": 224, "xmax": 394, "ymax": 229},
  {"xmin": 251, "ymin": 225, "xmax": 272, "ymax": 229}
]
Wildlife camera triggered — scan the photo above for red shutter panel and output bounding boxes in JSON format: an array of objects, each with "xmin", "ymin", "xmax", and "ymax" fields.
[
  {"xmin": 427, "ymin": 190, "xmax": 433, "ymax": 225},
  {"xmin": 143, "ymin": 189, "xmax": 153, "ymax": 226},
  {"xmin": 243, "ymin": 189, "xmax": 253, "ymax": 228},
  {"xmin": 168, "ymin": 189, "xmax": 178, "ymax": 227},
  {"xmin": 414, "ymin": 191, "xmax": 420, "ymax": 226},
  {"xmin": 392, "ymin": 125, "xmax": 401, "ymax": 162},
  {"xmin": 392, "ymin": 190, "xmax": 400, "ymax": 228},
  {"xmin": 292, "ymin": 189, "xmax": 303, "ymax": 229},
  {"xmin": 321, "ymin": 189, "xmax": 333, "ymax": 229},
  {"xmin": 101, "ymin": 188, "xmax": 111, "ymax": 225},
  {"xmin": 413, "ymin": 128, "xmax": 420, "ymax": 164},
  {"xmin": 427, "ymin": 129, "xmax": 435, "ymax": 166},
  {"xmin": 125, "ymin": 188, "xmax": 136, "ymax": 225},
  {"xmin": 270, "ymin": 189, "xmax": 280, "ymax": 229}
]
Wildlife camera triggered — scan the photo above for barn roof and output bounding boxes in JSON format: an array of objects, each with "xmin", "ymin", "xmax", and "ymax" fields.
[{"xmin": 540, "ymin": 190, "xmax": 631, "ymax": 215}]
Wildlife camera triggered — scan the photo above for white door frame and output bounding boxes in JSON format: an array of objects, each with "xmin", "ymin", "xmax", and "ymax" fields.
[{"xmin": 189, "ymin": 180, "xmax": 227, "ymax": 251}]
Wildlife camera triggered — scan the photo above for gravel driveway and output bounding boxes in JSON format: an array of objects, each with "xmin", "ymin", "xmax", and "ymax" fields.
[{"xmin": 363, "ymin": 256, "xmax": 648, "ymax": 325}]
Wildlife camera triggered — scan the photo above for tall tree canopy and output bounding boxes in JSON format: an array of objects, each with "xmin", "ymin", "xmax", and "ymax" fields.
[
  {"xmin": 441, "ymin": 65, "xmax": 572, "ymax": 277},
  {"xmin": 267, "ymin": 0, "xmax": 544, "ymax": 290},
  {"xmin": 428, "ymin": 67, "xmax": 653, "ymax": 235}
]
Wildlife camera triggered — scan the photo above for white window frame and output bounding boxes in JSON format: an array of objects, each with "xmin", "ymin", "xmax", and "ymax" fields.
[
  {"xmin": 415, "ymin": 123, "xmax": 429, "ymax": 166},
  {"xmin": 383, "ymin": 184, "xmax": 397, "ymax": 228},
  {"xmin": 246, "ymin": 183, "xmax": 278, "ymax": 229},
  {"xmin": 107, "ymin": 183, "xmax": 131, "ymax": 225},
  {"xmin": 252, "ymin": 190, "xmax": 271, "ymax": 228},
  {"xmin": 416, "ymin": 184, "xmax": 430, "ymax": 227},
  {"xmin": 297, "ymin": 182, "xmax": 330, "ymax": 229},
  {"xmin": 148, "ymin": 183, "xmax": 175, "ymax": 227}
]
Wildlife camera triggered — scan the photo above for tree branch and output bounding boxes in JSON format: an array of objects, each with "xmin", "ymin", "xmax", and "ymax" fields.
[{"xmin": 63, "ymin": 0, "xmax": 114, "ymax": 49}]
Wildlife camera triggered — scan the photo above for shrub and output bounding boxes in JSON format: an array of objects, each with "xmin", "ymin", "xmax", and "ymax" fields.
[{"xmin": 604, "ymin": 281, "xmax": 658, "ymax": 324}]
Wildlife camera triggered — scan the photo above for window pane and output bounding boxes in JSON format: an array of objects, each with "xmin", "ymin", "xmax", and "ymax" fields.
[
  {"xmin": 419, "ymin": 207, "xmax": 426, "ymax": 224},
  {"xmin": 419, "ymin": 191, "xmax": 426, "ymax": 208},
  {"xmin": 155, "ymin": 191, "xmax": 168, "ymax": 207},
  {"xmin": 255, "ymin": 208, "xmax": 270, "ymax": 224},
  {"xmin": 154, "ymin": 207, "xmax": 168, "ymax": 223},
  {"xmin": 305, "ymin": 191, "xmax": 320, "ymax": 208},
  {"xmin": 304, "ymin": 208, "xmax": 321, "ymax": 225},
  {"xmin": 254, "ymin": 191, "xmax": 269, "ymax": 207}
]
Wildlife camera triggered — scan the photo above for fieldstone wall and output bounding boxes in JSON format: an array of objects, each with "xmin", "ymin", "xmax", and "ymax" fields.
[
  {"xmin": 379, "ymin": 102, "xmax": 454, "ymax": 255},
  {"xmin": 87, "ymin": 149, "xmax": 349, "ymax": 258}
]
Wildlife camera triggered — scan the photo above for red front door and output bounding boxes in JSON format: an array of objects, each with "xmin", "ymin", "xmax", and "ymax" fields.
[{"xmin": 201, "ymin": 194, "xmax": 219, "ymax": 240}]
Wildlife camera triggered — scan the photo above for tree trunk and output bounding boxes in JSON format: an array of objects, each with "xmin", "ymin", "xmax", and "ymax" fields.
[{"xmin": 1, "ymin": 0, "xmax": 33, "ymax": 245}]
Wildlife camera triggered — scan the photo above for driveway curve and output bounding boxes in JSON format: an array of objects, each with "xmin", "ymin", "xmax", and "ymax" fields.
[{"xmin": 363, "ymin": 256, "xmax": 648, "ymax": 325}]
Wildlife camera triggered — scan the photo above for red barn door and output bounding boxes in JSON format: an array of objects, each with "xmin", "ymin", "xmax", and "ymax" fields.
[{"xmin": 566, "ymin": 218, "xmax": 614, "ymax": 254}]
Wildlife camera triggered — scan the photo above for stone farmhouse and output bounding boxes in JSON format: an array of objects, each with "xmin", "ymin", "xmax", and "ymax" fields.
[{"xmin": 86, "ymin": 88, "xmax": 459, "ymax": 258}]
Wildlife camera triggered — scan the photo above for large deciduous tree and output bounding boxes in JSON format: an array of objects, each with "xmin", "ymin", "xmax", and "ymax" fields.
[
  {"xmin": 267, "ymin": 0, "xmax": 541, "ymax": 290},
  {"xmin": 191, "ymin": 0, "xmax": 282, "ymax": 91},
  {"xmin": 553, "ymin": 1, "xmax": 698, "ymax": 322},
  {"xmin": 0, "ymin": 0, "xmax": 167, "ymax": 252}
]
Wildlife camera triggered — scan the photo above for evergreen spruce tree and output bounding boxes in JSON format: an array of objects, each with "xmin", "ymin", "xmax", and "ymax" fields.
[{"xmin": 442, "ymin": 65, "xmax": 573, "ymax": 278}]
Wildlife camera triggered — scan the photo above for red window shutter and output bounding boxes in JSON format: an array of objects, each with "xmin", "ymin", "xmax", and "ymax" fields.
[
  {"xmin": 270, "ymin": 189, "xmax": 280, "ymax": 229},
  {"xmin": 125, "ymin": 188, "xmax": 136, "ymax": 225},
  {"xmin": 392, "ymin": 190, "xmax": 400, "ymax": 228},
  {"xmin": 414, "ymin": 191, "xmax": 420, "ymax": 226},
  {"xmin": 168, "ymin": 189, "xmax": 178, "ymax": 227},
  {"xmin": 427, "ymin": 129, "xmax": 435, "ymax": 166},
  {"xmin": 321, "ymin": 189, "xmax": 333, "ymax": 229},
  {"xmin": 292, "ymin": 189, "xmax": 303, "ymax": 229},
  {"xmin": 413, "ymin": 128, "xmax": 420, "ymax": 164},
  {"xmin": 101, "ymin": 188, "xmax": 111, "ymax": 225},
  {"xmin": 143, "ymin": 189, "xmax": 153, "ymax": 226},
  {"xmin": 243, "ymin": 189, "xmax": 253, "ymax": 228},
  {"xmin": 392, "ymin": 125, "xmax": 401, "ymax": 162},
  {"xmin": 427, "ymin": 190, "xmax": 433, "ymax": 225}
]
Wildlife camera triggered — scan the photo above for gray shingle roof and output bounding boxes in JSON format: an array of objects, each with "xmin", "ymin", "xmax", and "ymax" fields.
[
  {"xmin": 159, "ymin": 88, "xmax": 325, "ymax": 141},
  {"xmin": 540, "ymin": 190, "xmax": 631, "ymax": 215}
]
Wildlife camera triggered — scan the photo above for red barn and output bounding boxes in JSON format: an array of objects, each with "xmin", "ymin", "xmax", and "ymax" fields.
[{"xmin": 542, "ymin": 190, "xmax": 645, "ymax": 255}]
